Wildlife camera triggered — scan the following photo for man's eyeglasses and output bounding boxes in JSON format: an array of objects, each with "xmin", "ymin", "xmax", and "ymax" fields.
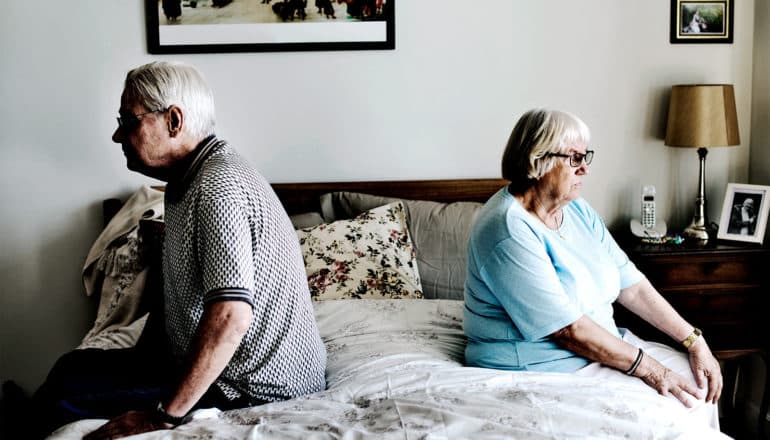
[
  {"xmin": 545, "ymin": 150, "xmax": 595, "ymax": 167},
  {"xmin": 116, "ymin": 108, "xmax": 167, "ymax": 129}
]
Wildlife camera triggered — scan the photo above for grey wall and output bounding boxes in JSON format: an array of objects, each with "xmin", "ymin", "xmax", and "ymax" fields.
[
  {"xmin": 751, "ymin": 0, "xmax": 770, "ymax": 186},
  {"xmin": 743, "ymin": 1, "xmax": 770, "ymax": 434},
  {"xmin": 0, "ymin": 0, "xmax": 761, "ymax": 398}
]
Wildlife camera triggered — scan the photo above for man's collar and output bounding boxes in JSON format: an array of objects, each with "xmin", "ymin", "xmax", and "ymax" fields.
[{"xmin": 169, "ymin": 134, "xmax": 222, "ymax": 185}]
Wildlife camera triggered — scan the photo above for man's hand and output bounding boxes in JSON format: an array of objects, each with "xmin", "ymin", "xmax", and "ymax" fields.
[
  {"xmin": 688, "ymin": 338, "xmax": 723, "ymax": 404},
  {"xmin": 83, "ymin": 410, "xmax": 172, "ymax": 440}
]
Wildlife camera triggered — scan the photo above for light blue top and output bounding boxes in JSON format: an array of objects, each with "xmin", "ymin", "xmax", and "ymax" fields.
[{"xmin": 464, "ymin": 187, "xmax": 644, "ymax": 372}]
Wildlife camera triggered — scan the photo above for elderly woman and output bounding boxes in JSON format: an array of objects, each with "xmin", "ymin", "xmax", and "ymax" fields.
[{"xmin": 464, "ymin": 109, "xmax": 723, "ymax": 427}]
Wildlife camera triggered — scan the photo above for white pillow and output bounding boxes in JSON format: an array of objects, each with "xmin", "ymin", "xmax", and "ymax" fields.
[
  {"xmin": 296, "ymin": 202, "xmax": 423, "ymax": 300},
  {"xmin": 312, "ymin": 299, "xmax": 465, "ymax": 388}
]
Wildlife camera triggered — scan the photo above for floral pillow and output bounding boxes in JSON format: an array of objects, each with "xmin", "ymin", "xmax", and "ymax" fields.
[{"xmin": 296, "ymin": 202, "xmax": 423, "ymax": 300}]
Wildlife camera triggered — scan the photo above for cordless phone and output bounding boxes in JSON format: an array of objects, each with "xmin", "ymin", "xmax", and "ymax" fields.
[{"xmin": 641, "ymin": 185, "xmax": 656, "ymax": 230}]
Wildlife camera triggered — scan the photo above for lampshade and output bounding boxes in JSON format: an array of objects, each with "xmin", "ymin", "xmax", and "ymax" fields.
[{"xmin": 665, "ymin": 84, "xmax": 740, "ymax": 148}]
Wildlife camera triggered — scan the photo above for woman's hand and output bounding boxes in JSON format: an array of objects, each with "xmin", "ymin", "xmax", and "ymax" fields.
[
  {"xmin": 636, "ymin": 354, "xmax": 702, "ymax": 407},
  {"xmin": 687, "ymin": 338, "xmax": 723, "ymax": 404}
]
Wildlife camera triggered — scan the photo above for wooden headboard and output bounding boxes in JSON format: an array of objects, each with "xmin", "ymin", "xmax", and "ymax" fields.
[
  {"xmin": 272, "ymin": 178, "xmax": 509, "ymax": 215},
  {"xmin": 103, "ymin": 179, "xmax": 509, "ymax": 225}
]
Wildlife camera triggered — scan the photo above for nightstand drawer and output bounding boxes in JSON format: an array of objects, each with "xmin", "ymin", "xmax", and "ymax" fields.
[
  {"xmin": 663, "ymin": 288, "xmax": 765, "ymax": 323},
  {"xmin": 701, "ymin": 322, "xmax": 766, "ymax": 352},
  {"xmin": 614, "ymin": 300, "xmax": 765, "ymax": 352},
  {"xmin": 664, "ymin": 289, "xmax": 766, "ymax": 351},
  {"xmin": 637, "ymin": 257, "xmax": 764, "ymax": 288}
]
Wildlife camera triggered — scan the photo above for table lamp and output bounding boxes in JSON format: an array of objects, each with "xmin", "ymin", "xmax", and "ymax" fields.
[{"xmin": 664, "ymin": 84, "xmax": 740, "ymax": 242}]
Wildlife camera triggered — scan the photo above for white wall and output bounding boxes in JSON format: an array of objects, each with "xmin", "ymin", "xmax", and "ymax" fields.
[{"xmin": 0, "ymin": 0, "xmax": 758, "ymax": 395}]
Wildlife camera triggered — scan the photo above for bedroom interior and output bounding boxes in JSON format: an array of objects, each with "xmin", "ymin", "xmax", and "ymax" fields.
[
  {"xmin": 1, "ymin": 0, "xmax": 770, "ymax": 438},
  {"xmin": 38, "ymin": 178, "xmax": 761, "ymax": 438}
]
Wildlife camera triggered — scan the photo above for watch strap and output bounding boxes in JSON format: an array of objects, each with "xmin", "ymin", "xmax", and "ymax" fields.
[
  {"xmin": 155, "ymin": 402, "xmax": 192, "ymax": 426},
  {"xmin": 681, "ymin": 327, "xmax": 702, "ymax": 349}
]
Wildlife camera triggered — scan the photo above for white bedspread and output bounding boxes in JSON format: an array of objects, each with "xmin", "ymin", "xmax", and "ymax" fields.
[{"xmin": 49, "ymin": 299, "xmax": 728, "ymax": 439}]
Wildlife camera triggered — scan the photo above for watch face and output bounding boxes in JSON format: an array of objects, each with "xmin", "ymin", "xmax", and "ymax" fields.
[{"xmin": 682, "ymin": 328, "xmax": 701, "ymax": 348}]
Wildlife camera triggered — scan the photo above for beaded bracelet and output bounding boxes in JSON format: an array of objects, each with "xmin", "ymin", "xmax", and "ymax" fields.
[{"xmin": 625, "ymin": 348, "xmax": 644, "ymax": 376}]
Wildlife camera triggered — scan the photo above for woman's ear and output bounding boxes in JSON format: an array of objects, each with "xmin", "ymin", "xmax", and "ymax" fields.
[{"xmin": 167, "ymin": 105, "xmax": 183, "ymax": 137}]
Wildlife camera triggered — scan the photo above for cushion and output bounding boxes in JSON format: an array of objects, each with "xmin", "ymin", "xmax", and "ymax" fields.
[
  {"xmin": 319, "ymin": 192, "xmax": 482, "ymax": 300},
  {"xmin": 79, "ymin": 217, "xmax": 165, "ymax": 350},
  {"xmin": 296, "ymin": 202, "xmax": 423, "ymax": 301},
  {"xmin": 289, "ymin": 211, "xmax": 325, "ymax": 229}
]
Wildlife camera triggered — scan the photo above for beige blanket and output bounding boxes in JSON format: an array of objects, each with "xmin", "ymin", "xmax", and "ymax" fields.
[{"xmin": 79, "ymin": 186, "xmax": 164, "ymax": 350}]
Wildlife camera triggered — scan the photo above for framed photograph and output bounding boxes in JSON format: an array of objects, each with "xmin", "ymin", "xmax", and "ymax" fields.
[
  {"xmin": 717, "ymin": 183, "xmax": 770, "ymax": 244},
  {"xmin": 146, "ymin": 0, "xmax": 395, "ymax": 54},
  {"xmin": 670, "ymin": 0, "xmax": 733, "ymax": 44}
]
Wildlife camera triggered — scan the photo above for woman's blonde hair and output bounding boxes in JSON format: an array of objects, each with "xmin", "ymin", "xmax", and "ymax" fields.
[{"xmin": 501, "ymin": 109, "xmax": 590, "ymax": 193}]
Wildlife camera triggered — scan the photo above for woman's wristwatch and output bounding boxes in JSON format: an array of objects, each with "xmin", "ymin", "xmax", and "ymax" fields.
[
  {"xmin": 681, "ymin": 327, "xmax": 702, "ymax": 349},
  {"xmin": 155, "ymin": 402, "xmax": 192, "ymax": 426}
]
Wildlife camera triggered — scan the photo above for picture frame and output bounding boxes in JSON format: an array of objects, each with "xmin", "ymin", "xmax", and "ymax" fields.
[
  {"xmin": 717, "ymin": 183, "xmax": 770, "ymax": 244},
  {"xmin": 146, "ymin": 0, "xmax": 395, "ymax": 54},
  {"xmin": 670, "ymin": 0, "xmax": 733, "ymax": 44}
]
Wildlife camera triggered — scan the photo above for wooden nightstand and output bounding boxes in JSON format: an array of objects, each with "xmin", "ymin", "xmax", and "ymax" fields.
[{"xmin": 617, "ymin": 240, "xmax": 770, "ymax": 438}]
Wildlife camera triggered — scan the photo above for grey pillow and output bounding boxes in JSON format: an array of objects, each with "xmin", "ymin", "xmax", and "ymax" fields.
[
  {"xmin": 290, "ymin": 212, "xmax": 325, "ymax": 229},
  {"xmin": 319, "ymin": 192, "xmax": 482, "ymax": 300}
]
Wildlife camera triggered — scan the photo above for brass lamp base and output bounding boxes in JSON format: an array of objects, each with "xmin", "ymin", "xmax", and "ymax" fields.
[
  {"xmin": 683, "ymin": 147, "xmax": 710, "ymax": 243},
  {"xmin": 683, "ymin": 221, "xmax": 709, "ymax": 242}
]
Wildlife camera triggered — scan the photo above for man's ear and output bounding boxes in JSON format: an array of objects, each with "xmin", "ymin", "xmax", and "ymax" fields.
[{"xmin": 167, "ymin": 105, "xmax": 183, "ymax": 137}]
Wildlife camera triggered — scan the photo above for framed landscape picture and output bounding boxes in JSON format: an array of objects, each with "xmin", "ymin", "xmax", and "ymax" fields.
[
  {"xmin": 670, "ymin": 0, "xmax": 733, "ymax": 44},
  {"xmin": 717, "ymin": 183, "xmax": 770, "ymax": 244},
  {"xmin": 146, "ymin": 0, "xmax": 395, "ymax": 54}
]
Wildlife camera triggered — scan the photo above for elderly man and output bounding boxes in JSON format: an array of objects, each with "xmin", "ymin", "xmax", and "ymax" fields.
[
  {"xmin": 729, "ymin": 198, "xmax": 757, "ymax": 235},
  {"xmin": 727, "ymin": 197, "xmax": 757, "ymax": 235},
  {"xmin": 31, "ymin": 61, "xmax": 326, "ymax": 439}
]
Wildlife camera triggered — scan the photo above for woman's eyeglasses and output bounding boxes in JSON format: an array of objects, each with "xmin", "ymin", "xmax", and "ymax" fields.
[{"xmin": 545, "ymin": 150, "xmax": 595, "ymax": 167}]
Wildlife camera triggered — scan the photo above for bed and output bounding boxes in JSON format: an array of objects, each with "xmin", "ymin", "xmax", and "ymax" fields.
[{"xmin": 49, "ymin": 179, "xmax": 728, "ymax": 439}]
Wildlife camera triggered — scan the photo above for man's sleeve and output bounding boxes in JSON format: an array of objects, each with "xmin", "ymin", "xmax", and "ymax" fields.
[{"xmin": 195, "ymin": 196, "xmax": 256, "ymax": 308}]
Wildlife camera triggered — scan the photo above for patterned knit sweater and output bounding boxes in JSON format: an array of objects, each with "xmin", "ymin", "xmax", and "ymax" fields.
[{"xmin": 163, "ymin": 137, "xmax": 326, "ymax": 403}]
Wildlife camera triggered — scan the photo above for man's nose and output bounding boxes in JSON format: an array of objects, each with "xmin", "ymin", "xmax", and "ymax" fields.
[{"xmin": 112, "ymin": 126, "xmax": 122, "ymax": 143}]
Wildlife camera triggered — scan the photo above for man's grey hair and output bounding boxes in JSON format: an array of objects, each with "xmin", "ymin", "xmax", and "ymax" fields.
[
  {"xmin": 502, "ymin": 109, "xmax": 591, "ymax": 193},
  {"xmin": 123, "ymin": 61, "xmax": 215, "ymax": 139}
]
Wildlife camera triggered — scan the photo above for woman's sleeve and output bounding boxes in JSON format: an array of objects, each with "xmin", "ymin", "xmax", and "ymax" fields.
[
  {"xmin": 581, "ymin": 200, "xmax": 644, "ymax": 289},
  {"xmin": 479, "ymin": 227, "xmax": 582, "ymax": 341}
]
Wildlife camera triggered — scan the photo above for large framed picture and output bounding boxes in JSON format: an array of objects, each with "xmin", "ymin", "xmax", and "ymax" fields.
[
  {"xmin": 670, "ymin": 0, "xmax": 733, "ymax": 44},
  {"xmin": 146, "ymin": 0, "xmax": 395, "ymax": 54},
  {"xmin": 717, "ymin": 183, "xmax": 770, "ymax": 244}
]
